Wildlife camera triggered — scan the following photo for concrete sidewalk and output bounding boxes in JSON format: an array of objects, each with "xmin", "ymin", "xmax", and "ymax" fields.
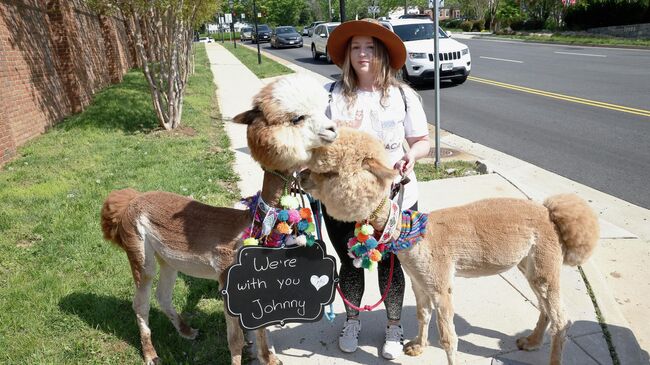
[{"xmin": 206, "ymin": 42, "xmax": 649, "ymax": 364}]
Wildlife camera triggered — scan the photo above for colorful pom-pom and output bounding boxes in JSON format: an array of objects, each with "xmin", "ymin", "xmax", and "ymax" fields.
[
  {"xmin": 369, "ymin": 249, "xmax": 382, "ymax": 262},
  {"xmin": 360, "ymin": 224, "xmax": 374, "ymax": 235},
  {"xmin": 297, "ymin": 220, "xmax": 309, "ymax": 231},
  {"xmin": 277, "ymin": 210, "xmax": 289, "ymax": 222},
  {"xmin": 243, "ymin": 237, "xmax": 259, "ymax": 246},
  {"xmin": 284, "ymin": 235, "xmax": 297, "ymax": 246},
  {"xmin": 354, "ymin": 227, "xmax": 361, "ymax": 236},
  {"xmin": 276, "ymin": 222, "xmax": 291, "ymax": 234},
  {"xmin": 280, "ymin": 195, "xmax": 300, "ymax": 209},
  {"xmin": 361, "ymin": 257, "xmax": 371, "ymax": 269},
  {"xmin": 347, "ymin": 237, "xmax": 358, "ymax": 248},
  {"xmin": 296, "ymin": 235, "xmax": 307, "ymax": 246},
  {"xmin": 305, "ymin": 222, "xmax": 315, "ymax": 233},
  {"xmin": 299, "ymin": 208, "xmax": 312, "ymax": 219},
  {"xmin": 306, "ymin": 234, "xmax": 316, "ymax": 246},
  {"xmin": 356, "ymin": 233, "xmax": 369, "ymax": 242},
  {"xmin": 287, "ymin": 209, "xmax": 301, "ymax": 224},
  {"xmin": 365, "ymin": 237, "xmax": 378, "ymax": 249},
  {"xmin": 353, "ymin": 258, "xmax": 363, "ymax": 268}
]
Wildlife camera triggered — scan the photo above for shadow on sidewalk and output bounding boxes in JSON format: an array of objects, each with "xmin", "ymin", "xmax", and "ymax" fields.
[{"xmin": 267, "ymin": 305, "xmax": 649, "ymax": 364}]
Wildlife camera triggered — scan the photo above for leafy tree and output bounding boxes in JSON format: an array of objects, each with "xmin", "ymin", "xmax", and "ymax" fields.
[
  {"xmin": 265, "ymin": 0, "xmax": 307, "ymax": 25},
  {"xmin": 86, "ymin": 0, "xmax": 219, "ymax": 130}
]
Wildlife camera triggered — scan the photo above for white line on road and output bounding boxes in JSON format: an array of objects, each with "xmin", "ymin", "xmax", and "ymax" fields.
[
  {"xmin": 554, "ymin": 51, "xmax": 607, "ymax": 57},
  {"xmin": 479, "ymin": 56, "xmax": 524, "ymax": 63}
]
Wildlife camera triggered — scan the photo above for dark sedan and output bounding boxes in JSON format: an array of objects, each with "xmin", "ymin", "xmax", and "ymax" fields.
[
  {"xmin": 270, "ymin": 26, "xmax": 303, "ymax": 48},
  {"xmin": 251, "ymin": 24, "xmax": 271, "ymax": 43}
]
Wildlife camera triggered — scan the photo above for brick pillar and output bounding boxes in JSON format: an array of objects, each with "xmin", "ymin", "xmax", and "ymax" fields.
[
  {"xmin": 45, "ymin": 0, "xmax": 83, "ymax": 113},
  {"xmin": 99, "ymin": 14, "xmax": 122, "ymax": 84}
]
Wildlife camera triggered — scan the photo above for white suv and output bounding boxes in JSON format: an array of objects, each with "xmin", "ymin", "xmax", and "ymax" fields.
[
  {"xmin": 310, "ymin": 22, "xmax": 341, "ymax": 63},
  {"xmin": 382, "ymin": 18, "xmax": 471, "ymax": 84}
]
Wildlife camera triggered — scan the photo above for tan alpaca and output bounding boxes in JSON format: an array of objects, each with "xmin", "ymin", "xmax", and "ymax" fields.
[
  {"xmin": 302, "ymin": 128, "xmax": 599, "ymax": 365},
  {"xmin": 100, "ymin": 74, "xmax": 337, "ymax": 365}
]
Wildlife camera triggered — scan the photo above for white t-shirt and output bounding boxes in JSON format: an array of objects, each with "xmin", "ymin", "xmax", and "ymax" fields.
[{"xmin": 325, "ymin": 82, "xmax": 429, "ymax": 209}]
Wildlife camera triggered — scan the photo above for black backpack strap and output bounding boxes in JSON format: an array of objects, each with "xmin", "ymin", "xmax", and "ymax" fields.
[{"xmin": 328, "ymin": 81, "xmax": 337, "ymax": 104}]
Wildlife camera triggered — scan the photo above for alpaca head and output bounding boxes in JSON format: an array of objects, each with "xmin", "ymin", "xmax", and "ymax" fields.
[
  {"xmin": 302, "ymin": 128, "xmax": 398, "ymax": 222},
  {"xmin": 233, "ymin": 74, "xmax": 337, "ymax": 172}
]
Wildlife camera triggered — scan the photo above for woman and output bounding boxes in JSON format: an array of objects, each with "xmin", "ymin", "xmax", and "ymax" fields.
[{"xmin": 322, "ymin": 19, "xmax": 431, "ymax": 359}]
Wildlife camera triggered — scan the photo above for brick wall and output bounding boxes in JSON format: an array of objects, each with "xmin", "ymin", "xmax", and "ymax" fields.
[
  {"xmin": 587, "ymin": 23, "xmax": 650, "ymax": 39},
  {"xmin": 0, "ymin": 0, "xmax": 136, "ymax": 165}
]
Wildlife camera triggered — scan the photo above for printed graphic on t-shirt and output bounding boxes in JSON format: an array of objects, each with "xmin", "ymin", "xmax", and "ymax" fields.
[{"xmin": 368, "ymin": 107, "xmax": 401, "ymax": 152}]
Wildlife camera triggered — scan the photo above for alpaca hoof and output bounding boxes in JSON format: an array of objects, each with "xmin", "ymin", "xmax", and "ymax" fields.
[
  {"xmin": 404, "ymin": 341, "xmax": 424, "ymax": 357},
  {"xmin": 516, "ymin": 336, "xmax": 541, "ymax": 351},
  {"xmin": 181, "ymin": 327, "xmax": 199, "ymax": 340}
]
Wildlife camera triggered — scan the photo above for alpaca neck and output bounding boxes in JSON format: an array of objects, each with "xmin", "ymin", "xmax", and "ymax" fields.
[
  {"xmin": 369, "ymin": 199, "xmax": 394, "ymax": 237},
  {"xmin": 260, "ymin": 170, "xmax": 291, "ymax": 206}
]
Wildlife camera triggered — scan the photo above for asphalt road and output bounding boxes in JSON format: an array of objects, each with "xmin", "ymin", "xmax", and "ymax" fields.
[{"xmin": 247, "ymin": 37, "xmax": 650, "ymax": 209}]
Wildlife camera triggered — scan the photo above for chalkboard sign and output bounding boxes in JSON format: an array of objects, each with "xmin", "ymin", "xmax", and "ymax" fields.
[{"xmin": 222, "ymin": 240, "xmax": 338, "ymax": 330}]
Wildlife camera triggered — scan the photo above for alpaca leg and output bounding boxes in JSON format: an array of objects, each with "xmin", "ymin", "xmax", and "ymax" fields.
[
  {"xmin": 404, "ymin": 287, "xmax": 433, "ymax": 357},
  {"xmin": 225, "ymin": 314, "xmax": 245, "ymax": 365},
  {"xmin": 155, "ymin": 260, "xmax": 198, "ymax": 339},
  {"xmin": 133, "ymin": 248, "xmax": 159, "ymax": 365},
  {"xmin": 517, "ymin": 258, "xmax": 550, "ymax": 351},
  {"xmin": 545, "ymin": 285, "xmax": 569, "ymax": 365},
  {"xmin": 255, "ymin": 328, "xmax": 280, "ymax": 365},
  {"xmin": 433, "ymin": 288, "xmax": 458, "ymax": 365},
  {"xmin": 516, "ymin": 289, "xmax": 550, "ymax": 351}
]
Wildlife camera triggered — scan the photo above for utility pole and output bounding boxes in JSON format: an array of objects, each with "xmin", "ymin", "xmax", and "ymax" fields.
[
  {"xmin": 339, "ymin": 0, "xmax": 345, "ymax": 22},
  {"xmin": 431, "ymin": 0, "xmax": 441, "ymax": 168},
  {"xmin": 253, "ymin": 0, "xmax": 261, "ymax": 64},
  {"xmin": 404, "ymin": 0, "xmax": 407, "ymax": 15}
]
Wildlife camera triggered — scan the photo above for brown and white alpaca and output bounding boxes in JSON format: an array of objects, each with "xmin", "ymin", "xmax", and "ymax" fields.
[
  {"xmin": 302, "ymin": 128, "xmax": 599, "ymax": 365},
  {"xmin": 100, "ymin": 74, "xmax": 337, "ymax": 365}
]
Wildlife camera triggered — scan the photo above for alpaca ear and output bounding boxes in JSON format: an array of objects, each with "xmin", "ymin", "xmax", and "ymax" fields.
[
  {"xmin": 363, "ymin": 158, "xmax": 398, "ymax": 182},
  {"xmin": 233, "ymin": 107, "xmax": 261, "ymax": 125}
]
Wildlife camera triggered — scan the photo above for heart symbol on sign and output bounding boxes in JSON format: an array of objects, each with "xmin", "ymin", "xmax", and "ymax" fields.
[{"xmin": 310, "ymin": 275, "xmax": 329, "ymax": 291}]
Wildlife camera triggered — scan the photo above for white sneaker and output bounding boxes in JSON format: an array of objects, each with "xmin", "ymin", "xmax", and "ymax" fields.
[
  {"xmin": 382, "ymin": 324, "xmax": 404, "ymax": 359},
  {"xmin": 338, "ymin": 319, "xmax": 361, "ymax": 353}
]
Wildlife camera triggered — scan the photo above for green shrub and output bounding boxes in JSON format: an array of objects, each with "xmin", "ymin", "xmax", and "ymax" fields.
[
  {"xmin": 460, "ymin": 20, "xmax": 473, "ymax": 32},
  {"xmin": 565, "ymin": 0, "xmax": 650, "ymax": 30}
]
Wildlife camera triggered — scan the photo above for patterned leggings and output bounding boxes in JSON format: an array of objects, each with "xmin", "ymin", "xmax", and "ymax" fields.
[{"xmin": 322, "ymin": 202, "xmax": 416, "ymax": 321}]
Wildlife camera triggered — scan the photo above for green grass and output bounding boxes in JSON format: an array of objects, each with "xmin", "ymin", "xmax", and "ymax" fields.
[
  {"xmin": 491, "ymin": 33, "xmax": 650, "ymax": 48},
  {"xmin": 221, "ymin": 42, "xmax": 294, "ymax": 78},
  {"xmin": 414, "ymin": 160, "xmax": 481, "ymax": 181},
  {"xmin": 0, "ymin": 44, "xmax": 240, "ymax": 364}
]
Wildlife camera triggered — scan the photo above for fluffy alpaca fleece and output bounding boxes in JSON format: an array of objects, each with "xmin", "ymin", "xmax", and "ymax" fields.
[
  {"xmin": 303, "ymin": 128, "xmax": 600, "ymax": 365},
  {"xmin": 101, "ymin": 73, "xmax": 336, "ymax": 365},
  {"xmin": 306, "ymin": 127, "xmax": 395, "ymax": 221}
]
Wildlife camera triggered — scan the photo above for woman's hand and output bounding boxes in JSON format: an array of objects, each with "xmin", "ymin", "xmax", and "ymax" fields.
[{"xmin": 394, "ymin": 152, "xmax": 416, "ymax": 177}]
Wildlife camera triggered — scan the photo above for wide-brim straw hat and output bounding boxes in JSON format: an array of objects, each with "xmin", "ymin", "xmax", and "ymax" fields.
[{"xmin": 327, "ymin": 19, "xmax": 407, "ymax": 70}]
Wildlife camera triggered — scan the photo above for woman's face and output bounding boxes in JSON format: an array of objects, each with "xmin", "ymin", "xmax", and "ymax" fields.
[{"xmin": 349, "ymin": 36, "xmax": 375, "ymax": 77}]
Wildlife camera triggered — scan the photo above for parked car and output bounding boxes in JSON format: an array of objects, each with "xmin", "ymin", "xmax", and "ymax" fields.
[
  {"xmin": 382, "ymin": 18, "xmax": 471, "ymax": 84},
  {"xmin": 270, "ymin": 26, "xmax": 303, "ymax": 48},
  {"xmin": 197, "ymin": 37, "xmax": 213, "ymax": 43},
  {"xmin": 240, "ymin": 27, "xmax": 253, "ymax": 41},
  {"xmin": 251, "ymin": 24, "xmax": 272, "ymax": 43},
  {"xmin": 310, "ymin": 22, "xmax": 340, "ymax": 63},
  {"xmin": 398, "ymin": 13, "xmax": 432, "ymax": 20},
  {"xmin": 303, "ymin": 21, "xmax": 326, "ymax": 37}
]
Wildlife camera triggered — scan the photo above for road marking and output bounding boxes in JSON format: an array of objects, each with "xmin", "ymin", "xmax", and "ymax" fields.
[
  {"xmin": 554, "ymin": 51, "xmax": 607, "ymax": 57},
  {"xmin": 480, "ymin": 56, "xmax": 524, "ymax": 63},
  {"xmin": 468, "ymin": 76, "xmax": 650, "ymax": 118}
]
